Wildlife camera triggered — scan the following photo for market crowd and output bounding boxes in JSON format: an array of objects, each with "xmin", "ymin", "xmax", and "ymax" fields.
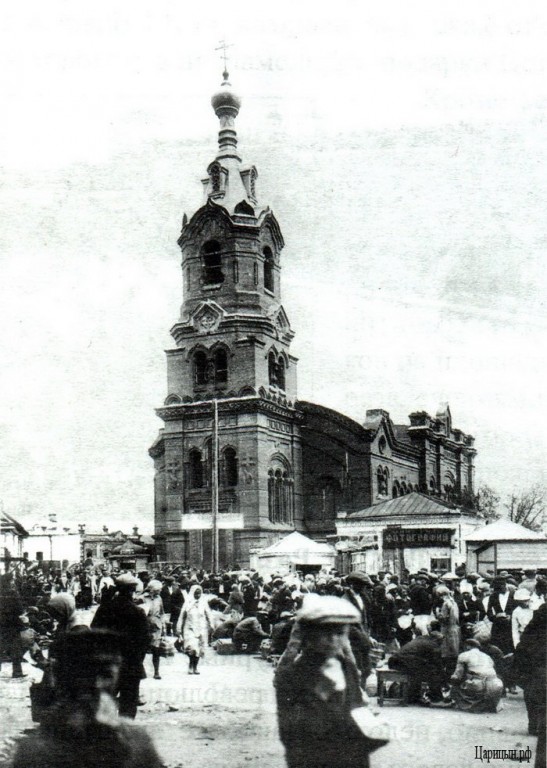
[{"xmin": 0, "ymin": 561, "xmax": 545, "ymax": 768}]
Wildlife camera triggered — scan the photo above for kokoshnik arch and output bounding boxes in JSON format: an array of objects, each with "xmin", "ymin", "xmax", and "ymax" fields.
[{"xmin": 149, "ymin": 73, "xmax": 478, "ymax": 569}]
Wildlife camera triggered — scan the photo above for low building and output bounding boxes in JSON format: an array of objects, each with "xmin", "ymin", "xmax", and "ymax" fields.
[
  {"xmin": 107, "ymin": 540, "xmax": 153, "ymax": 572},
  {"xmin": 0, "ymin": 510, "xmax": 28, "ymax": 573},
  {"xmin": 333, "ymin": 492, "xmax": 483, "ymax": 576},
  {"xmin": 465, "ymin": 519, "xmax": 547, "ymax": 575},
  {"xmin": 24, "ymin": 514, "xmax": 81, "ymax": 569}
]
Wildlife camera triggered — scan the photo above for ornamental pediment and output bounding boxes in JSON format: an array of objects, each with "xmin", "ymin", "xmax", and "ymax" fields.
[{"xmin": 191, "ymin": 301, "xmax": 225, "ymax": 334}]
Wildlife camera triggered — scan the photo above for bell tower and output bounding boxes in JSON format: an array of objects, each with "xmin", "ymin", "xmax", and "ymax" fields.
[{"xmin": 150, "ymin": 72, "xmax": 303, "ymax": 568}]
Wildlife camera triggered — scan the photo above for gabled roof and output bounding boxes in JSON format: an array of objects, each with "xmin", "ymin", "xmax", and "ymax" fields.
[
  {"xmin": 258, "ymin": 531, "xmax": 334, "ymax": 557},
  {"xmin": 465, "ymin": 519, "xmax": 547, "ymax": 542},
  {"xmin": 347, "ymin": 492, "xmax": 462, "ymax": 520},
  {"xmin": 0, "ymin": 512, "xmax": 28, "ymax": 537}
]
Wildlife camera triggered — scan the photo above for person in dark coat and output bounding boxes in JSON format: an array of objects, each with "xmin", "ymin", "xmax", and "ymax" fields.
[
  {"xmin": 388, "ymin": 632, "xmax": 446, "ymax": 703},
  {"xmin": 159, "ymin": 578, "xmax": 173, "ymax": 633},
  {"xmin": 271, "ymin": 612, "xmax": 296, "ymax": 656},
  {"xmin": 12, "ymin": 629, "xmax": 162, "ymax": 768},
  {"xmin": 343, "ymin": 573, "xmax": 373, "ymax": 681},
  {"xmin": 486, "ymin": 577, "xmax": 516, "ymax": 654},
  {"xmin": 91, "ymin": 573, "xmax": 149, "ymax": 719},
  {"xmin": 513, "ymin": 603, "xmax": 546, "ymax": 768},
  {"xmin": 275, "ymin": 595, "xmax": 382, "ymax": 768},
  {"xmin": 344, "ymin": 572, "xmax": 373, "ymax": 632},
  {"xmin": 408, "ymin": 575, "xmax": 432, "ymax": 617},
  {"xmin": 233, "ymin": 616, "xmax": 268, "ymax": 653},
  {"xmin": 170, "ymin": 580, "xmax": 185, "ymax": 635},
  {"xmin": 0, "ymin": 572, "xmax": 25, "ymax": 678}
]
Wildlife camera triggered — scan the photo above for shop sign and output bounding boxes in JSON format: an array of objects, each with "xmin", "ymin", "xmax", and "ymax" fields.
[{"xmin": 383, "ymin": 528, "xmax": 453, "ymax": 548}]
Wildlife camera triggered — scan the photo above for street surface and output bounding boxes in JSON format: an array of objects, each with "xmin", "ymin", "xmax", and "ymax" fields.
[{"xmin": 0, "ymin": 647, "xmax": 538, "ymax": 768}]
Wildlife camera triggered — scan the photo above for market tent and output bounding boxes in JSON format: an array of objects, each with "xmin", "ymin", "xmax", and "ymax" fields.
[{"xmin": 251, "ymin": 531, "xmax": 335, "ymax": 576}]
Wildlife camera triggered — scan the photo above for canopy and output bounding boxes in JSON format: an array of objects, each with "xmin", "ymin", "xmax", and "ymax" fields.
[{"xmin": 253, "ymin": 531, "xmax": 335, "ymax": 575}]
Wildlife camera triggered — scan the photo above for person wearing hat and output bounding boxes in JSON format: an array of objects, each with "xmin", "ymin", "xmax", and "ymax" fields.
[
  {"xmin": 275, "ymin": 595, "xmax": 384, "ymax": 768},
  {"xmin": 449, "ymin": 637, "xmax": 503, "ymax": 713},
  {"xmin": 387, "ymin": 629, "xmax": 447, "ymax": 705},
  {"xmin": 344, "ymin": 572, "xmax": 372, "ymax": 631},
  {"xmin": 408, "ymin": 574, "xmax": 432, "ymax": 633},
  {"xmin": 12, "ymin": 629, "xmax": 162, "ymax": 768},
  {"xmin": 511, "ymin": 589, "xmax": 534, "ymax": 648},
  {"xmin": 91, "ymin": 573, "xmax": 149, "ymax": 718},
  {"xmin": 486, "ymin": 577, "xmax": 516, "ymax": 655},
  {"xmin": 342, "ymin": 573, "xmax": 373, "ymax": 681},
  {"xmin": 520, "ymin": 569, "xmax": 537, "ymax": 595},
  {"xmin": 144, "ymin": 580, "xmax": 165, "ymax": 680}
]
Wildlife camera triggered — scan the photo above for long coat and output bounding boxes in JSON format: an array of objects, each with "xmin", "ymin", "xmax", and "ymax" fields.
[
  {"xmin": 275, "ymin": 642, "xmax": 371, "ymax": 768},
  {"xmin": 438, "ymin": 597, "xmax": 461, "ymax": 658},
  {"xmin": 91, "ymin": 594, "xmax": 149, "ymax": 675}
]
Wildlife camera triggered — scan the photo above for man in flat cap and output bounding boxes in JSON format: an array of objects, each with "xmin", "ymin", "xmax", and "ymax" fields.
[
  {"xmin": 275, "ymin": 595, "xmax": 385, "ymax": 768},
  {"xmin": 91, "ymin": 573, "xmax": 149, "ymax": 718}
]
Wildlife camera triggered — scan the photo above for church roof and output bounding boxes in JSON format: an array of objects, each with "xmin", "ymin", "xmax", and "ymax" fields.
[
  {"xmin": 347, "ymin": 492, "xmax": 461, "ymax": 520},
  {"xmin": 465, "ymin": 519, "xmax": 547, "ymax": 542}
]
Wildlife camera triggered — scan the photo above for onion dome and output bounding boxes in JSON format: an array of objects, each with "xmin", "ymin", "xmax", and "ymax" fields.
[{"xmin": 211, "ymin": 70, "xmax": 241, "ymax": 116}]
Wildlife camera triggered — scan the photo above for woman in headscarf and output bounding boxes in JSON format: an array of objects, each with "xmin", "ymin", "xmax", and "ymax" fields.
[
  {"xmin": 450, "ymin": 638, "xmax": 504, "ymax": 713},
  {"xmin": 144, "ymin": 580, "xmax": 165, "ymax": 680},
  {"xmin": 47, "ymin": 593, "xmax": 87, "ymax": 635},
  {"xmin": 223, "ymin": 583, "xmax": 244, "ymax": 620},
  {"xmin": 436, "ymin": 585, "xmax": 461, "ymax": 678},
  {"xmin": 176, "ymin": 585, "xmax": 212, "ymax": 674},
  {"xmin": 275, "ymin": 594, "xmax": 386, "ymax": 768}
]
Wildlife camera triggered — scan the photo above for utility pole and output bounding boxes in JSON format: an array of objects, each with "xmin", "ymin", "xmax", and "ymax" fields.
[{"xmin": 211, "ymin": 398, "xmax": 219, "ymax": 572}]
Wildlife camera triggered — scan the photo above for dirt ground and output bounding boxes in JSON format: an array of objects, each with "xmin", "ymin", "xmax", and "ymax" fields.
[{"xmin": 0, "ymin": 647, "xmax": 540, "ymax": 768}]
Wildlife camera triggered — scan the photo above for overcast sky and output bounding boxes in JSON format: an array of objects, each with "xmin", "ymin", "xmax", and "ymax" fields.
[{"xmin": 1, "ymin": 1, "xmax": 546, "ymax": 533}]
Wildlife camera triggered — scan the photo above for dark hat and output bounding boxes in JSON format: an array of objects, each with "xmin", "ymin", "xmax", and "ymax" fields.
[{"xmin": 347, "ymin": 571, "xmax": 373, "ymax": 587}]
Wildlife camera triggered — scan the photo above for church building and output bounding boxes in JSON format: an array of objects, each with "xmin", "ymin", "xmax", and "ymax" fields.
[{"xmin": 150, "ymin": 74, "xmax": 478, "ymax": 569}]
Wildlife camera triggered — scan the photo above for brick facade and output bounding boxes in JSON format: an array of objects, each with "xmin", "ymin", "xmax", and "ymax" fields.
[{"xmin": 150, "ymin": 78, "xmax": 477, "ymax": 568}]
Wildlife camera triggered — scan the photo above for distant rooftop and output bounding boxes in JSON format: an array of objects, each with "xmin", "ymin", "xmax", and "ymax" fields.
[{"xmin": 346, "ymin": 492, "xmax": 464, "ymax": 521}]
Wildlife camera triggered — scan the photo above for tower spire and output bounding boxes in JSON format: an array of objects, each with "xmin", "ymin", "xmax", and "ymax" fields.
[{"xmin": 211, "ymin": 45, "xmax": 241, "ymax": 162}]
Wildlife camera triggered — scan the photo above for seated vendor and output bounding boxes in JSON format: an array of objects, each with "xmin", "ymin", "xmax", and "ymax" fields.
[
  {"xmin": 387, "ymin": 631, "xmax": 446, "ymax": 704},
  {"xmin": 450, "ymin": 638, "xmax": 503, "ymax": 713}
]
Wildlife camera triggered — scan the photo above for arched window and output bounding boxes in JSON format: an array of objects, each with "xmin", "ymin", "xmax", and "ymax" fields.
[
  {"xmin": 392, "ymin": 481, "xmax": 401, "ymax": 499},
  {"xmin": 277, "ymin": 357, "xmax": 286, "ymax": 390},
  {"xmin": 189, "ymin": 449, "xmax": 203, "ymax": 489},
  {"xmin": 202, "ymin": 240, "xmax": 224, "ymax": 285},
  {"xmin": 194, "ymin": 351, "xmax": 208, "ymax": 386},
  {"xmin": 268, "ymin": 351, "xmax": 277, "ymax": 386},
  {"xmin": 429, "ymin": 477, "xmax": 436, "ymax": 495},
  {"xmin": 377, "ymin": 466, "xmax": 389, "ymax": 496},
  {"xmin": 268, "ymin": 458, "xmax": 293, "ymax": 524},
  {"xmin": 214, "ymin": 348, "xmax": 228, "ymax": 384},
  {"xmin": 222, "ymin": 447, "xmax": 238, "ymax": 487},
  {"xmin": 268, "ymin": 351, "xmax": 286, "ymax": 390},
  {"xmin": 263, "ymin": 246, "xmax": 274, "ymax": 292}
]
